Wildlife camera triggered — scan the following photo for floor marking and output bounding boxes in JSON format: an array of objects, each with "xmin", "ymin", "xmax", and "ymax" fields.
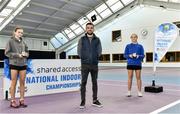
[{"xmin": 150, "ymin": 99, "xmax": 180, "ymax": 114}]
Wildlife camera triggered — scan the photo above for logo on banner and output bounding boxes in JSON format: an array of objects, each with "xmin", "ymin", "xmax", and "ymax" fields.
[
  {"xmin": 154, "ymin": 23, "xmax": 178, "ymax": 63},
  {"xmin": 4, "ymin": 59, "xmax": 33, "ymax": 80},
  {"xmin": 3, "ymin": 59, "xmax": 81, "ymax": 99},
  {"xmin": 4, "ymin": 59, "xmax": 33, "ymax": 94}
]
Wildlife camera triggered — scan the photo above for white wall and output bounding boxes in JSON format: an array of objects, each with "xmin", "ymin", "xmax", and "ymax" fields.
[
  {"xmin": 96, "ymin": 6, "xmax": 180, "ymax": 54},
  {"xmin": 68, "ymin": 6, "xmax": 180, "ymax": 67},
  {"xmin": 0, "ymin": 35, "xmax": 55, "ymax": 51}
]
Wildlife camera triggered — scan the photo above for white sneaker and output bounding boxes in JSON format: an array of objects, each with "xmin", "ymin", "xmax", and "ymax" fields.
[
  {"xmin": 79, "ymin": 101, "xmax": 85, "ymax": 109},
  {"xmin": 127, "ymin": 91, "xmax": 132, "ymax": 97},
  {"xmin": 138, "ymin": 91, "xmax": 143, "ymax": 97},
  {"xmin": 79, "ymin": 105, "xmax": 85, "ymax": 109}
]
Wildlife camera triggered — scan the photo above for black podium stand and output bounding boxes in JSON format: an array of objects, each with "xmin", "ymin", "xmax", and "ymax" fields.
[{"xmin": 144, "ymin": 80, "xmax": 163, "ymax": 93}]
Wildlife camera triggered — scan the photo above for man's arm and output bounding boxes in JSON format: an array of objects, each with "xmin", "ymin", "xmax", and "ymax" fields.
[
  {"xmin": 97, "ymin": 38, "xmax": 102, "ymax": 57},
  {"xmin": 77, "ymin": 38, "xmax": 82, "ymax": 58}
]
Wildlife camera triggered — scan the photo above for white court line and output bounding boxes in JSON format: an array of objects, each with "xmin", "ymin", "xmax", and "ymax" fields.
[
  {"xmin": 99, "ymin": 79, "xmax": 180, "ymax": 87},
  {"xmin": 99, "ymin": 79, "xmax": 127, "ymax": 83},
  {"xmin": 100, "ymin": 83, "xmax": 127, "ymax": 87},
  {"xmin": 149, "ymin": 99, "xmax": 180, "ymax": 114},
  {"xmin": 99, "ymin": 83, "xmax": 180, "ymax": 92},
  {"xmin": 165, "ymin": 89, "xmax": 180, "ymax": 92},
  {"xmin": 100, "ymin": 82, "xmax": 180, "ymax": 113}
]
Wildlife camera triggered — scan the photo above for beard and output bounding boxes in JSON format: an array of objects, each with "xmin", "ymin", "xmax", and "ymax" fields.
[{"xmin": 87, "ymin": 31, "xmax": 93, "ymax": 35}]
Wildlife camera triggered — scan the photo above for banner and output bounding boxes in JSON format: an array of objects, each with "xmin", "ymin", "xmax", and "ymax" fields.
[
  {"xmin": 3, "ymin": 59, "xmax": 81, "ymax": 99},
  {"xmin": 154, "ymin": 23, "xmax": 178, "ymax": 63}
]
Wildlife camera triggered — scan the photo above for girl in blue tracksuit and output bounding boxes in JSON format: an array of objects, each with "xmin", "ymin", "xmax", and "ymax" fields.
[{"xmin": 124, "ymin": 33, "xmax": 145, "ymax": 97}]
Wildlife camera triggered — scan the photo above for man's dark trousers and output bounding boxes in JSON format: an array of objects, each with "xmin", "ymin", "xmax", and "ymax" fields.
[{"xmin": 80, "ymin": 64, "xmax": 98, "ymax": 102}]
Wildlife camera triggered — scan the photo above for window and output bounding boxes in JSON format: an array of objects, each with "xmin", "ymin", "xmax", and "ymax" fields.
[
  {"xmin": 81, "ymin": 21, "xmax": 89, "ymax": 30},
  {"xmin": 0, "ymin": 18, "xmax": 4, "ymax": 23},
  {"xmin": 106, "ymin": 0, "xmax": 119, "ymax": 7},
  {"xmin": 95, "ymin": 3, "xmax": 112, "ymax": 19},
  {"xmin": 169, "ymin": 0, "xmax": 180, "ymax": 3},
  {"xmin": 70, "ymin": 23, "xmax": 79, "ymax": 30},
  {"xmin": 68, "ymin": 55, "xmax": 80, "ymax": 59},
  {"xmin": 146, "ymin": 51, "xmax": 180, "ymax": 62},
  {"xmin": 110, "ymin": 1, "xmax": 124, "ymax": 13},
  {"xmin": 67, "ymin": 32, "xmax": 76, "ymax": 39},
  {"xmin": 55, "ymin": 33, "xmax": 68, "ymax": 44},
  {"xmin": 112, "ymin": 30, "xmax": 122, "ymax": 42},
  {"xmin": 176, "ymin": 52, "xmax": 180, "ymax": 62},
  {"xmin": 70, "ymin": 22, "xmax": 84, "ymax": 35},
  {"xmin": 173, "ymin": 21, "xmax": 180, "ymax": 28},
  {"xmin": 43, "ymin": 41, "xmax": 47, "ymax": 46},
  {"xmin": 99, "ymin": 54, "xmax": 110, "ymax": 63},
  {"xmin": 121, "ymin": 0, "xmax": 135, "ymax": 5},
  {"xmin": 74, "ymin": 27, "xmax": 84, "ymax": 35},
  {"xmin": 106, "ymin": 0, "xmax": 124, "ymax": 13},
  {"xmin": 78, "ymin": 17, "xmax": 89, "ymax": 25},
  {"xmin": 0, "ymin": 9, "xmax": 13, "ymax": 16},
  {"xmin": 146, "ymin": 52, "xmax": 153, "ymax": 62},
  {"xmin": 161, "ymin": 52, "xmax": 175, "ymax": 62},
  {"xmin": 112, "ymin": 54, "xmax": 126, "ymax": 63},
  {"xmin": 64, "ymin": 28, "xmax": 72, "ymax": 34},
  {"xmin": 0, "ymin": 0, "xmax": 30, "ymax": 31},
  {"xmin": 96, "ymin": 3, "xmax": 107, "ymax": 13},
  {"xmin": 64, "ymin": 28, "xmax": 76, "ymax": 39},
  {"xmin": 50, "ymin": 37, "xmax": 62, "ymax": 48},
  {"xmin": 155, "ymin": 0, "xmax": 168, "ymax": 2},
  {"xmin": 100, "ymin": 9, "xmax": 112, "ymax": 19},
  {"xmin": 7, "ymin": 0, "xmax": 23, "ymax": 8}
]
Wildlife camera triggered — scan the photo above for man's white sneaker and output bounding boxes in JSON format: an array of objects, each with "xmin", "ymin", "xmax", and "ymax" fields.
[{"xmin": 79, "ymin": 101, "xmax": 85, "ymax": 109}]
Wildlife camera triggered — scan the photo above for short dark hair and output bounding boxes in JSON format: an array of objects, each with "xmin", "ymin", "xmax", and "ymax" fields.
[{"xmin": 86, "ymin": 22, "xmax": 94, "ymax": 27}]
